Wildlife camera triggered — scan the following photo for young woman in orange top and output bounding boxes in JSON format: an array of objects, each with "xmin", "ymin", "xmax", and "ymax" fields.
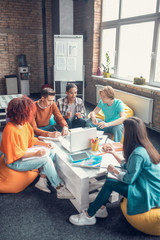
[{"xmin": 0, "ymin": 96, "xmax": 73, "ymax": 199}]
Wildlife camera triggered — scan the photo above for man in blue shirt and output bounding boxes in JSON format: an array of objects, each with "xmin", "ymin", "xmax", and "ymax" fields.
[{"xmin": 89, "ymin": 86, "xmax": 125, "ymax": 142}]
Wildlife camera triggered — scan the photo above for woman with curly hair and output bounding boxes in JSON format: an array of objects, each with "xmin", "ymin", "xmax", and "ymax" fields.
[{"xmin": 0, "ymin": 96, "xmax": 73, "ymax": 199}]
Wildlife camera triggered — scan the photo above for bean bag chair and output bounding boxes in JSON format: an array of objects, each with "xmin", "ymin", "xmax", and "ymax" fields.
[
  {"xmin": 90, "ymin": 104, "xmax": 134, "ymax": 121},
  {"xmin": 0, "ymin": 154, "xmax": 39, "ymax": 193},
  {"xmin": 121, "ymin": 198, "xmax": 160, "ymax": 236}
]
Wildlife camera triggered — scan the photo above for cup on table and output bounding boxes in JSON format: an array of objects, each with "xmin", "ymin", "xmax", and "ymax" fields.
[{"xmin": 91, "ymin": 138, "xmax": 99, "ymax": 151}]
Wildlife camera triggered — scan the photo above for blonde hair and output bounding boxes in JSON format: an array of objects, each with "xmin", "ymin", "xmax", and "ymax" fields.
[{"xmin": 99, "ymin": 86, "xmax": 115, "ymax": 100}]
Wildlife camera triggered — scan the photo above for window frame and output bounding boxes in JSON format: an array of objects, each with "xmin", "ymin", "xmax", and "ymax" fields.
[{"xmin": 101, "ymin": 0, "xmax": 160, "ymax": 87}]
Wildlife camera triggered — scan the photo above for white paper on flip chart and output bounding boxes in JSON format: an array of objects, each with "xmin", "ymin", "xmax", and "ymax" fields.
[
  {"xmin": 55, "ymin": 41, "xmax": 66, "ymax": 56},
  {"xmin": 67, "ymin": 57, "xmax": 76, "ymax": 71},
  {"xmin": 68, "ymin": 42, "xmax": 78, "ymax": 57},
  {"xmin": 56, "ymin": 56, "xmax": 66, "ymax": 71}
]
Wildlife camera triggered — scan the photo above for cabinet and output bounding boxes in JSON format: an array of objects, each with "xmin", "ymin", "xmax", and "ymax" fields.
[
  {"xmin": 18, "ymin": 67, "xmax": 30, "ymax": 96},
  {"xmin": 5, "ymin": 75, "xmax": 18, "ymax": 95}
]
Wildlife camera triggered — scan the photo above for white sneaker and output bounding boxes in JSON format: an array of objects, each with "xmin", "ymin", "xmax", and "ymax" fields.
[
  {"xmin": 69, "ymin": 210, "xmax": 96, "ymax": 226},
  {"xmin": 57, "ymin": 186, "xmax": 74, "ymax": 199},
  {"xmin": 35, "ymin": 178, "xmax": 51, "ymax": 193},
  {"xmin": 95, "ymin": 207, "xmax": 108, "ymax": 218}
]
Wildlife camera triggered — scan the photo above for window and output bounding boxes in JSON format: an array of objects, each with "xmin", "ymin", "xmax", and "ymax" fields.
[{"xmin": 101, "ymin": 0, "xmax": 160, "ymax": 87}]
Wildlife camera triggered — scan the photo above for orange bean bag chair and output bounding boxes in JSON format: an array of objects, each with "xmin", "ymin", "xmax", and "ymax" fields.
[{"xmin": 0, "ymin": 154, "xmax": 39, "ymax": 193}]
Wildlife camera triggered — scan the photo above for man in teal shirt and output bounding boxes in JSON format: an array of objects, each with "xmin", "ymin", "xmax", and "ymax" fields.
[{"xmin": 89, "ymin": 86, "xmax": 125, "ymax": 142}]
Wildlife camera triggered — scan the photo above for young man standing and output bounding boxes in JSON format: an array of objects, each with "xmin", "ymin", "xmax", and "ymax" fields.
[
  {"xmin": 56, "ymin": 83, "xmax": 88, "ymax": 129},
  {"xmin": 30, "ymin": 88, "xmax": 69, "ymax": 137}
]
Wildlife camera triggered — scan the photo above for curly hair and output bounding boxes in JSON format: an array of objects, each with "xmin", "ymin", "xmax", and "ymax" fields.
[{"xmin": 7, "ymin": 96, "xmax": 36, "ymax": 125}]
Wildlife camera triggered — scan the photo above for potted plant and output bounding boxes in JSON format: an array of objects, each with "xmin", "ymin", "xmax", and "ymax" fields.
[{"xmin": 102, "ymin": 51, "xmax": 111, "ymax": 78}]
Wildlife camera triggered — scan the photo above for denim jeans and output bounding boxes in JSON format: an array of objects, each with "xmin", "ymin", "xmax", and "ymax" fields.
[
  {"xmin": 7, "ymin": 149, "xmax": 62, "ymax": 189},
  {"xmin": 87, "ymin": 177, "xmax": 128, "ymax": 217},
  {"xmin": 39, "ymin": 124, "xmax": 63, "ymax": 133},
  {"xmin": 87, "ymin": 118, "xmax": 123, "ymax": 142},
  {"xmin": 66, "ymin": 118, "xmax": 89, "ymax": 129}
]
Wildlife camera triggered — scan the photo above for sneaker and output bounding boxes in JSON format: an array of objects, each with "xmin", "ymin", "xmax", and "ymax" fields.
[
  {"xmin": 95, "ymin": 207, "xmax": 108, "ymax": 218},
  {"xmin": 35, "ymin": 178, "xmax": 51, "ymax": 193},
  {"xmin": 57, "ymin": 186, "xmax": 74, "ymax": 199},
  {"xmin": 69, "ymin": 210, "xmax": 96, "ymax": 226}
]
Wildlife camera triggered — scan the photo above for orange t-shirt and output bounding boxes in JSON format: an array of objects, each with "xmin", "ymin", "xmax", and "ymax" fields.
[
  {"xmin": 0, "ymin": 122, "xmax": 38, "ymax": 164},
  {"xmin": 30, "ymin": 101, "xmax": 67, "ymax": 137}
]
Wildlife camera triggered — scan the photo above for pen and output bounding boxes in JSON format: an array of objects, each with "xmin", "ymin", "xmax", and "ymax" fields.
[
  {"xmin": 53, "ymin": 126, "xmax": 58, "ymax": 132},
  {"xmin": 105, "ymin": 136, "xmax": 108, "ymax": 144},
  {"xmin": 115, "ymin": 166, "xmax": 122, "ymax": 169}
]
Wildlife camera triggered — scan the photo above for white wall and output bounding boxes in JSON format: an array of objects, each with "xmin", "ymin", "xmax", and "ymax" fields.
[{"xmin": 59, "ymin": 0, "xmax": 73, "ymax": 34}]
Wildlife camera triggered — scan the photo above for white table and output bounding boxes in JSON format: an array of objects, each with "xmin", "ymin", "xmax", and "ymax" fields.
[{"xmin": 45, "ymin": 138, "xmax": 120, "ymax": 212}]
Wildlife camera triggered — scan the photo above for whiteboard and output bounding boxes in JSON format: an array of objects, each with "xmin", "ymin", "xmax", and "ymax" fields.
[{"xmin": 54, "ymin": 35, "xmax": 83, "ymax": 81}]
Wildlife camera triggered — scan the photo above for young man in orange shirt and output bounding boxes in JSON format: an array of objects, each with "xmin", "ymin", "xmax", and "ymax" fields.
[{"xmin": 30, "ymin": 88, "xmax": 69, "ymax": 138}]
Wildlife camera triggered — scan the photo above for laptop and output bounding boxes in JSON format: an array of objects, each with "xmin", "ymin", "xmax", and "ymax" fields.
[{"xmin": 60, "ymin": 127, "xmax": 97, "ymax": 152}]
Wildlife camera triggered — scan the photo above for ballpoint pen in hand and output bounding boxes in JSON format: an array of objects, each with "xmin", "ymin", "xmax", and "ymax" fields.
[
  {"xmin": 53, "ymin": 126, "xmax": 62, "ymax": 136},
  {"xmin": 53, "ymin": 126, "xmax": 58, "ymax": 132},
  {"xmin": 105, "ymin": 136, "xmax": 108, "ymax": 144}
]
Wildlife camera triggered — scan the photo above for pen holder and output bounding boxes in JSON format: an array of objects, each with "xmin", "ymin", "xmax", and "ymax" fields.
[{"xmin": 91, "ymin": 140, "xmax": 99, "ymax": 151}]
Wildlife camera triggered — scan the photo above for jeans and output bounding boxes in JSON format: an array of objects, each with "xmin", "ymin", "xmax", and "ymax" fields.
[
  {"xmin": 87, "ymin": 118, "xmax": 123, "ymax": 142},
  {"xmin": 39, "ymin": 124, "xmax": 63, "ymax": 132},
  {"xmin": 7, "ymin": 149, "xmax": 62, "ymax": 189},
  {"xmin": 87, "ymin": 178, "xmax": 128, "ymax": 217},
  {"xmin": 66, "ymin": 118, "xmax": 89, "ymax": 129}
]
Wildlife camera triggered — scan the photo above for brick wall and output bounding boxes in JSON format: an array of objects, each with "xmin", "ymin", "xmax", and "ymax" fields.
[
  {"xmin": 74, "ymin": 0, "xmax": 99, "ymax": 102},
  {"xmin": 0, "ymin": 0, "xmax": 53, "ymax": 95},
  {"xmin": 74, "ymin": 0, "xmax": 160, "ymax": 132}
]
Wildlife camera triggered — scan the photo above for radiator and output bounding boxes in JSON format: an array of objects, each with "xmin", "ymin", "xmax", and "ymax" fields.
[{"xmin": 95, "ymin": 85, "xmax": 153, "ymax": 124}]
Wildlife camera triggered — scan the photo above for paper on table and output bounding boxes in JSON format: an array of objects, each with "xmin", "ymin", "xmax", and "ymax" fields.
[
  {"xmin": 100, "ymin": 153, "xmax": 120, "ymax": 168},
  {"xmin": 38, "ymin": 136, "xmax": 63, "ymax": 142},
  {"xmin": 21, "ymin": 146, "xmax": 50, "ymax": 161},
  {"xmin": 100, "ymin": 153, "xmax": 125, "ymax": 179}
]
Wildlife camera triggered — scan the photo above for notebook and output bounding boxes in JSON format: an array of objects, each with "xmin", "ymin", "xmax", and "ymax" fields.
[
  {"xmin": 71, "ymin": 153, "xmax": 122, "ymax": 173},
  {"xmin": 38, "ymin": 135, "xmax": 63, "ymax": 142},
  {"xmin": 61, "ymin": 127, "xmax": 97, "ymax": 153},
  {"xmin": 71, "ymin": 155, "xmax": 102, "ymax": 168},
  {"xmin": 21, "ymin": 146, "xmax": 50, "ymax": 161}
]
